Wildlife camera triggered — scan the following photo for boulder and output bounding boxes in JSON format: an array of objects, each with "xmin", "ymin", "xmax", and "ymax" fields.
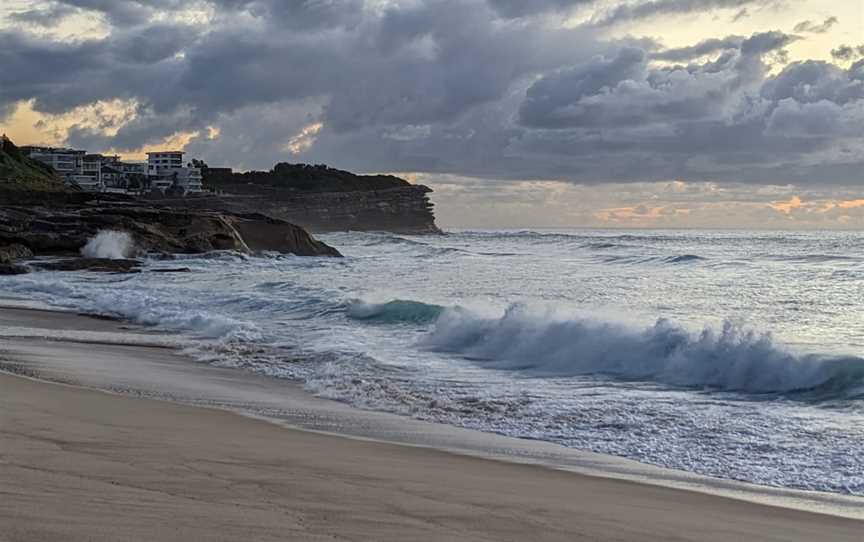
[
  {"xmin": 0, "ymin": 243, "xmax": 33, "ymax": 264},
  {"xmin": 230, "ymin": 214, "xmax": 342, "ymax": 257}
]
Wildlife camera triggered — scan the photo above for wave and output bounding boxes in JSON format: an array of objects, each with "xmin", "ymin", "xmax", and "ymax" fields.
[
  {"xmin": 765, "ymin": 254, "xmax": 864, "ymax": 264},
  {"xmin": 0, "ymin": 275, "xmax": 262, "ymax": 341},
  {"xmin": 353, "ymin": 233, "xmax": 432, "ymax": 248},
  {"xmin": 346, "ymin": 299, "xmax": 444, "ymax": 324},
  {"xmin": 421, "ymin": 304, "xmax": 864, "ymax": 398},
  {"xmin": 460, "ymin": 231, "xmax": 701, "ymax": 245},
  {"xmin": 663, "ymin": 254, "xmax": 706, "ymax": 264},
  {"xmin": 334, "ymin": 232, "xmax": 474, "ymax": 258},
  {"xmin": 598, "ymin": 254, "xmax": 707, "ymax": 265},
  {"xmin": 581, "ymin": 241, "xmax": 626, "ymax": 250}
]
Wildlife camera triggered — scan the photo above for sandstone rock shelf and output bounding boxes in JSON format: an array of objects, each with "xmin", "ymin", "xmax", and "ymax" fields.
[{"xmin": 0, "ymin": 192, "xmax": 342, "ymax": 263}]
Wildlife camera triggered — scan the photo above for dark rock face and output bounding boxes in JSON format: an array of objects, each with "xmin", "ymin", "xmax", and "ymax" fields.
[
  {"xmin": 162, "ymin": 185, "xmax": 441, "ymax": 234},
  {"xmin": 231, "ymin": 213, "xmax": 342, "ymax": 257},
  {"xmin": 0, "ymin": 243, "xmax": 33, "ymax": 264},
  {"xmin": 198, "ymin": 161, "xmax": 440, "ymax": 233},
  {"xmin": 32, "ymin": 258, "xmax": 143, "ymax": 273},
  {"xmin": 0, "ymin": 263, "xmax": 29, "ymax": 275},
  {"xmin": 0, "ymin": 198, "xmax": 341, "ymax": 259},
  {"xmin": 149, "ymin": 267, "xmax": 192, "ymax": 273},
  {"xmin": 0, "ymin": 204, "xmax": 247, "ymax": 255},
  {"xmin": 259, "ymin": 186, "xmax": 441, "ymax": 234}
]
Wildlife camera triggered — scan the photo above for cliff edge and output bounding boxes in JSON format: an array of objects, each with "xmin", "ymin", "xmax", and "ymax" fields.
[{"xmin": 200, "ymin": 163, "xmax": 441, "ymax": 234}]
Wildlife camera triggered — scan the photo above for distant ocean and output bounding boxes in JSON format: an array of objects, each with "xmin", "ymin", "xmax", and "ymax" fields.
[{"xmin": 3, "ymin": 229, "xmax": 863, "ymax": 495}]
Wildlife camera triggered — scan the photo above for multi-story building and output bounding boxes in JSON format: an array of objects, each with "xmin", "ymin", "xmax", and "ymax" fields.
[
  {"xmin": 115, "ymin": 161, "xmax": 147, "ymax": 176},
  {"xmin": 20, "ymin": 146, "xmax": 97, "ymax": 189},
  {"xmin": 146, "ymin": 151, "xmax": 202, "ymax": 193},
  {"xmin": 81, "ymin": 153, "xmax": 113, "ymax": 189},
  {"xmin": 19, "ymin": 146, "xmax": 204, "ymax": 194}
]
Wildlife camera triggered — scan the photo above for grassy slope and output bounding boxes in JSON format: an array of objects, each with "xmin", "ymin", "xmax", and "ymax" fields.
[{"xmin": 0, "ymin": 137, "xmax": 67, "ymax": 192}]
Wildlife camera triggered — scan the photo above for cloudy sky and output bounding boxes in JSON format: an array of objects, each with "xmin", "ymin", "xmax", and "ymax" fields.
[{"xmin": 1, "ymin": 0, "xmax": 862, "ymax": 228}]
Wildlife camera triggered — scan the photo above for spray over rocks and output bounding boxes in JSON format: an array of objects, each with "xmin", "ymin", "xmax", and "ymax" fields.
[{"xmin": 81, "ymin": 230, "xmax": 135, "ymax": 260}]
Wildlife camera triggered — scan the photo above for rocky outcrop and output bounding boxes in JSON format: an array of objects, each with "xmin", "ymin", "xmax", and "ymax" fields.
[
  {"xmin": 0, "ymin": 197, "xmax": 341, "ymax": 259},
  {"xmin": 0, "ymin": 243, "xmax": 33, "ymax": 264},
  {"xmin": 0, "ymin": 264, "xmax": 29, "ymax": 275},
  {"xmin": 161, "ymin": 185, "xmax": 440, "ymax": 234},
  {"xmin": 32, "ymin": 258, "xmax": 143, "ymax": 273},
  {"xmin": 230, "ymin": 213, "xmax": 342, "ymax": 256}
]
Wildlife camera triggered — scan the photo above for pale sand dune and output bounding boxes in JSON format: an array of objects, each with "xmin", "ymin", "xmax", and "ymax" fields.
[{"xmin": 1, "ymin": 371, "xmax": 861, "ymax": 541}]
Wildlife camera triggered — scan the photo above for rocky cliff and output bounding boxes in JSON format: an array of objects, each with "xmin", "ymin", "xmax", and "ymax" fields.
[
  {"xmin": 163, "ymin": 185, "xmax": 439, "ymax": 234},
  {"xmin": 200, "ymin": 163, "xmax": 440, "ymax": 233},
  {"xmin": 0, "ymin": 191, "xmax": 341, "ymax": 269}
]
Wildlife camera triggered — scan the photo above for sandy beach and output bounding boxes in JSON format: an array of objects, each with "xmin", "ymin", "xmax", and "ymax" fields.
[{"xmin": 1, "ymin": 307, "xmax": 862, "ymax": 541}]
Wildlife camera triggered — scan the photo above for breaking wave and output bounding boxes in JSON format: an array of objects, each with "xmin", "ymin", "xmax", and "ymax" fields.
[
  {"xmin": 81, "ymin": 230, "xmax": 134, "ymax": 259},
  {"xmin": 421, "ymin": 304, "xmax": 864, "ymax": 398},
  {"xmin": 346, "ymin": 299, "xmax": 444, "ymax": 324},
  {"xmin": 0, "ymin": 275, "xmax": 262, "ymax": 341}
]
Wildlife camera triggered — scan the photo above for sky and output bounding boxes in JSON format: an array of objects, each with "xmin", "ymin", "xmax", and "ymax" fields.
[{"xmin": 0, "ymin": 0, "xmax": 862, "ymax": 229}]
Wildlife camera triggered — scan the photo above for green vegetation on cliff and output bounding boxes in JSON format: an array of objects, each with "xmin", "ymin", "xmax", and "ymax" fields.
[
  {"xmin": 203, "ymin": 162, "xmax": 410, "ymax": 193},
  {"xmin": 0, "ymin": 137, "xmax": 66, "ymax": 191}
]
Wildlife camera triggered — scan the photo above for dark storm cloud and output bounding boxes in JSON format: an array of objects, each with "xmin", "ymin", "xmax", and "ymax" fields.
[
  {"xmin": 485, "ymin": 0, "xmax": 776, "ymax": 24},
  {"xmin": 38, "ymin": 0, "xmax": 609, "ymax": 150},
  {"xmin": 652, "ymin": 36, "xmax": 746, "ymax": 62},
  {"xmin": 0, "ymin": 22, "xmax": 195, "ymax": 115},
  {"xmin": 519, "ymin": 47, "xmax": 647, "ymax": 128},
  {"xmin": 3, "ymin": 0, "xmax": 862, "ymax": 185},
  {"xmin": 485, "ymin": 0, "xmax": 592, "ymax": 18},
  {"xmin": 761, "ymin": 60, "xmax": 864, "ymax": 105},
  {"xmin": 520, "ymin": 32, "xmax": 795, "ymax": 130},
  {"xmin": 591, "ymin": 0, "xmax": 757, "ymax": 26},
  {"xmin": 234, "ymin": 0, "xmax": 365, "ymax": 26}
]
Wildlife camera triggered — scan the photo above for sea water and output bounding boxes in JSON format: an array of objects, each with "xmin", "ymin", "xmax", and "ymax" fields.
[{"xmin": 2, "ymin": 229, "xmax": 863, "ymax": 495}]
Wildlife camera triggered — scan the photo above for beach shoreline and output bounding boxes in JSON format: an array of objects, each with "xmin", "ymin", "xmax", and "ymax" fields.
[{"xmin": 1, "ymin": 304, "xmax": 863, "ymax": 540}]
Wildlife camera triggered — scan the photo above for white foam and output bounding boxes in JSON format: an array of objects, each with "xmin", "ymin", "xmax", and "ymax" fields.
[
  {"xmin": 422, "ymin": 304, "xmax": 859, "ymax": 394},
  {"xmin": 81, "ymin": 230, "xmax": 134, "ymax": 259}
]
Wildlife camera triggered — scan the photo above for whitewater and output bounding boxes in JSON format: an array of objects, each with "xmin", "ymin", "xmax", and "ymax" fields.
[{"xmin": 2, "ymin": 229, "xmax": 863, "ymax": 496}]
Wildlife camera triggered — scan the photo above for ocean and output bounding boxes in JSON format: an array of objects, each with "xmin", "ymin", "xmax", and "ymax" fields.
[{"xmin": 3, "ymin": 229, "xmax": 863, "ymax": 496}]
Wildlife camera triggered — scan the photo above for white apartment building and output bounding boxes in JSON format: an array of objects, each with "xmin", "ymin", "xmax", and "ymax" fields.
[
  {"xmin": 22, "ymin": 146, "xmax": 108, "ymax": 192},
  {"xmin": 20, "ymin": 146, "xmax": 204, "ymax": 194},
  {"xmin": 22, "ymin": 146, "xmax": 84, "ymax": 176},
  {"xmin": 146, "ymin": 151, "xmax": 203, "ymax": 193}
]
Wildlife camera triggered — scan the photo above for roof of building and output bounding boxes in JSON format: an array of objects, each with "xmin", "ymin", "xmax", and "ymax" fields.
[{"xmin": 21, "ymin": 146, "xmax": 86, "ymax": 154}]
